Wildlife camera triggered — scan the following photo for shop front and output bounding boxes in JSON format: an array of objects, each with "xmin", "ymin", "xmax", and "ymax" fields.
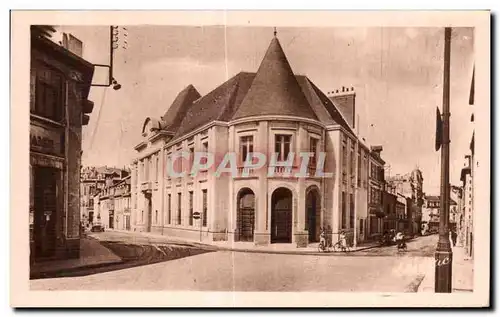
[{"xmin": 29, "ymin": 121, "xmax": 66, "ymax": 262}]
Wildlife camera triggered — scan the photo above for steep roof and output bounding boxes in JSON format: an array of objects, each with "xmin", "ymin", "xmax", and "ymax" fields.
[
  {"xmin": 172, "ymin": 72, "xmax": 255, "ymax": 140},
  {"xmin": 158, "ymin": 36, "xmax": 359, "ymax": 141},
  {"xmin": 232, "ymin": 37, "xmax": 317, "ymax": 120},
  {"xmin": 161, "ymin": 84, "xmax": 201, "ymax": 132}
]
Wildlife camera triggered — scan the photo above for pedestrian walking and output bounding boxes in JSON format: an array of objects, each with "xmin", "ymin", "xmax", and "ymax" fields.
[{"xmin": 451, "ymin": 229, "xmax": 457, "ymax": 247}]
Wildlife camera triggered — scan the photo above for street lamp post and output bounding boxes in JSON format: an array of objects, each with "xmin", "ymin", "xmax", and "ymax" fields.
[{"xmin": 435, "ymin": 27, "xmax": 453, "ymax": 293}]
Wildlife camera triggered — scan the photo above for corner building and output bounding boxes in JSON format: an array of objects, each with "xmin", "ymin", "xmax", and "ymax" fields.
[
  {"xmin": 131, "ymin": 35, "xmax": 384, "ymax": 247},
  {"xmin": 29, "ymin": 29, "xmax": 94, "ymax": 262}
]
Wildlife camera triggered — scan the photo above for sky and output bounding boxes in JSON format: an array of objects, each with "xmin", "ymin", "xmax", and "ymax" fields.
[{"xmin": 53, "ymin": 25, "xmax": 474, "ymax": 195}]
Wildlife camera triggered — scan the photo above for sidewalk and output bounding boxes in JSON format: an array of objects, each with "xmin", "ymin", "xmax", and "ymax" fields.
[
  {"xmin": 30, "ymin": 237, "xmax": 123, "ymax": 279},
  {"xmin": 417, "ymin": 246, "xmax": 474, "ymax": 292},
  {"xmin": 90, "ymin": 229, "xmax": 385, "ymax": 256}
]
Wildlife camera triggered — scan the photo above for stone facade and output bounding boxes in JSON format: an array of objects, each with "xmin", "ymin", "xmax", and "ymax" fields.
[
  {"xmin": 130, "ymin": 35, "xmax": 388, "ymax": 248},
  {"xmin": 29, "ymin": 28, "xmax": 94, "ymax": 262}
]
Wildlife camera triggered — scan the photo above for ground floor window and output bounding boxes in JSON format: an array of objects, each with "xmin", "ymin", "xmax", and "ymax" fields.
[
  {"xmin": 341, "ymin": 192, "xmax": 346, "ymax": 229},
  {"xmin": 202, "ymin": 189, "xmax": 207, "ymax": 227},
  {"xmin": 177, "ymin": 193, "xmax": 182, "ymax": 225},
  {"xmin": 189, "ymin": 191, "xmax": 194, "ymax": 226},
  {"xmin": 359, "ymin": 219, "xmax": 364, "ymax": 235}
]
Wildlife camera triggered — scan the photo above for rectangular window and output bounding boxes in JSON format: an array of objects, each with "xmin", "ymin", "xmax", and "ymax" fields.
[
  {"xmin": 144, "ymin": 159, "xmax": 149, "ymax": 181},
  {"xmin": 177, "ymin": 193, "xmax": 182, "ymax": 225},
  {"xmin": 167, "ymin": 194, "xmax": 171, "ymax": 225},
  {"xmin": 155, "ymin": 210, "xmax": 158, "ymax": 224},
  {"xmin": 309, "ymin": 137, "xmax": 318, "ymax": 166},
  {"xmin": 189, "ymin": 191, "xmax": 194, "ymax": 226},
  {"xmin": 350, "ymin": 193, "xmax": 355, "ymax": 228},
  {"xmin": 155, "ymin": 154, "xmax": 159, "ymax": 181},
  {"xmin": 240, "ymin": 136, "xmax": 254, "ymax": 163},
  {"xmin": 359, "ymin": 219, "xmax": 364, "ymax": 235},
  {"xmin": 357, "ymin": 150, "xmax": 361, "ymax": 187},
  {"xmin": 33, "ymin": 67, "xmax": 64, "ymax": 122},
  {"xmin": 341, "ymin": 191, "xmax": 347, "ymax": 229},
  {"xmin": 202, "ymin": 189, "xmax": 208, "ymax": 227},
  {"xmin": 342, "ymin": 144, "xmax": 347, "ymax": 183},
  {"xmin": 201, "ymin": 141, "xmax": 209, "ymax": 165},
  {"xmin": 189, "ymin": 147, "xmax": 194, "ymax": 175},
  {"xmin": 275, "ymin": 135, "xmax": 291, "ymax": 161},
  {"xmin": 350, "ymin": 144, "xmax": 355, "ymax": 185}
]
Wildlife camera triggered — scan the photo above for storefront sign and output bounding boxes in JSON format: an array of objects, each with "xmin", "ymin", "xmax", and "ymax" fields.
[{"xmin": 30, "ymin": 124, "xmax": 63, "ymax": 156}]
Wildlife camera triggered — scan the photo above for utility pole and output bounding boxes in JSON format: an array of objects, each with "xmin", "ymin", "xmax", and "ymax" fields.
[{"xmin": 435, "ymin": 27, "xmax": 453, "ymax": 293}]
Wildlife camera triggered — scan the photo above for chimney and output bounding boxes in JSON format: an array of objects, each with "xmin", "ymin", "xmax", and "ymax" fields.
[
  {"xmin": 371, "ymin": 145, "xmax": 383, "ymax": 154},
  {"xmin": 328, "ymin": 86, "xmax": 356, "ymax": 129}
]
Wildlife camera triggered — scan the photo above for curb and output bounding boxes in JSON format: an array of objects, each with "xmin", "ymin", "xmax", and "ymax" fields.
[
  {"xmin": 90, "ymin": 232, "xmax": 420, "ymax": 257},
  {"xmin": 405, "ymin": 274, "xmax": 426, "ymax": 292},
  {"xmin": 30, "ymin": 259, "xmax": 124, "ymax": 280}
]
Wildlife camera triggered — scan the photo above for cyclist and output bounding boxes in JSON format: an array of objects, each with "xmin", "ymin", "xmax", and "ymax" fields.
[{"xmin": 395, "ymin": 231, "xmax": 405, "ymax": 249}]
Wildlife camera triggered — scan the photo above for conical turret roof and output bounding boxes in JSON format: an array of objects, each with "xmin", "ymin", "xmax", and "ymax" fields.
[{"xmin": 232, "ymin": 37, "xmax": 317, "ymax": 120}]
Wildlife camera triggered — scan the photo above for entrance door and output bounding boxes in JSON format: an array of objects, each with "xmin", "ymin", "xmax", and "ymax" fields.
[
  {"xmin": 271, "ymin": 188, "xmax": 293, "ymax": 243},
  {"xmin": 109, "ymin": 211, "xmax": 114, "ymax": 229},
  {"xmin": 125, "ymin": 215, "xmax": 131, "ymax": 231},
  {"xmin": 306, "ymin": 189, "xmax": 320, "ymax": 242},
  {"xmin": 33, "ymin": 167, "xmax": 58, "ymax": 260},
  {"xmin": 147, "ymin": 197, "xmax": 152, "ymax": 232},
  {"xmin": 236, "ymin": 188, "xmax": 255, "ymax": 242}
]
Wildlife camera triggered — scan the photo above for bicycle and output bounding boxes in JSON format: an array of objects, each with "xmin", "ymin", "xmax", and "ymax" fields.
[
  {"xmin": 332, "ymin": 240, "xmax": 351, "ymax": 253},
  {"xmin": 317, "ymin": 227, "xmax": 333, "ymax": 252}
]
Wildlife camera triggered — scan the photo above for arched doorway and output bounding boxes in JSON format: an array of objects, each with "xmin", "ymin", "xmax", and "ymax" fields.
[
  {"xmin": 271, "ymin": 188, "xmax": 293, "ymax": 243},
  {"xmin": 306, "ymin": 188, "xmax": 321, "ymax": 242},
  {"xmin": 236, "ymin": 188, "xmax": 255, "ymax": 242}
]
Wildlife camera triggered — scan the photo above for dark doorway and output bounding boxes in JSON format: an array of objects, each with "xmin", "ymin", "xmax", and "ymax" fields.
[
  {"xmin": 146, "ymin": 196, "xmax": 152, "ymax": 232},
  {"xmin": 306, "ymin": 188, "xmax": 321, "ymax": 242},
  {"xmin": 109, "ymin": 211, "xmax": 114, "ymax": 229},
  {"xmin": 125, "ymin": 215, "xmax": 131, "ymax": 231},
  {"xmin": 33, "ymin": 166, "xmax": 59, "ymax": 260},
  {"xmin": 271, "ymin": 188, "xmax": 293, "ymax": 243},
  {"xmin": 236, "ymin": 188, "xmax": 255, "ymax": 242}
]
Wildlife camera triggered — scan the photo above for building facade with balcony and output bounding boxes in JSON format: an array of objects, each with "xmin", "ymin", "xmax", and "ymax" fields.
[
  {"xmin": 386, "ymin": 168, "xmax": 424, "ymax": 235},
  {"xmin": 366, "ymin": 147, "xmax": 386, "ymax": 239},
  {"xmin": 130, "ymin": 34, "xmax": 385, "ymax": 247},
  {"xmin": 29, "ymin": 26, "xmax": 95, "ymax": 263}
]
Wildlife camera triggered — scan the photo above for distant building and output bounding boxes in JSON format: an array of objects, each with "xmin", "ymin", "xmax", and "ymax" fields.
[
  {"xmin": 80, "ymin": 166, "xmax": 129, "ymax": 226},
  {"xmin": 29, "ymin": 26, "xmax": 95, "ymax": 263},
  {"xmin": 386, "ymin": 168, "xmax": 424, "ymax": 235},
  {"xmin": 421, "ymin": 195, "xmax": 457, "ymax": 233}
]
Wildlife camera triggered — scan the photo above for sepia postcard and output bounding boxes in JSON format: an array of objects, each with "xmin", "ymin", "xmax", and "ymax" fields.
[{"xmin": 10, "ymin": 10, "xmax": 490, "ymax": 307}]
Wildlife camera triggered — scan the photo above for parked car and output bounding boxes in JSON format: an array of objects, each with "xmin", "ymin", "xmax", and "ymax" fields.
[{"xmin": 91, "ymin": 222, "xmax": 105, "ymax": 232}]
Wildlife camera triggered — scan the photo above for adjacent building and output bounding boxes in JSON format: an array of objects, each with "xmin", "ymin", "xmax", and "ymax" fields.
[
  {"xmin": 130, "ymin": 34, "xmax": 387, "ymax": 247},
  {"xmin": 29, "ymin": 26, "xmax": 95, "ymax": 262},
  {"xmin": 460, "ymin": 155, "xmax": 473, "ymax": 257}
]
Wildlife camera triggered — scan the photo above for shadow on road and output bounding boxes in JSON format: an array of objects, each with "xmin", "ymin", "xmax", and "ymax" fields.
[{"xmin": 31, "ymin": 242, "xmax": 213, "ymax": 280}]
